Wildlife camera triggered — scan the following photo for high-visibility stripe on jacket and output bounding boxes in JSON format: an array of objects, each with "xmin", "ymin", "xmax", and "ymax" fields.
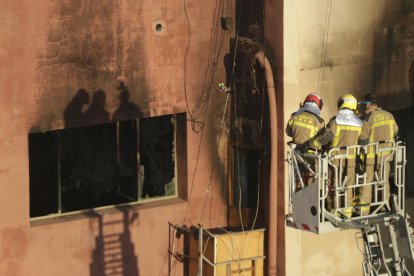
[
  {"xmin": 286, "ymin": 111, "xmax": 324, "ymax": 145},
  {"xmin": 310, "ymin": 111, "xmax": 367, "ymax": 162},
  {"xmin": 332, "ymin": 125, "xmax": 362, "ymax": 148},
  {"xmin": 360, "ymin": 107, "xmax": 398, "ymax": 163}
]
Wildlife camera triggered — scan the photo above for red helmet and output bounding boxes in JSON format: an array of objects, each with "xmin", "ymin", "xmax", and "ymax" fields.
[{"xmin": 304, "ymin": 93, "xmax": 323, "ymax": 109}]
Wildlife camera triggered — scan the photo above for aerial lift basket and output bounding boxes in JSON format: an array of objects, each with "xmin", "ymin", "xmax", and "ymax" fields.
[{"xmin": 286, "ymin": 141, "xmax": 414, "ymax": 275}]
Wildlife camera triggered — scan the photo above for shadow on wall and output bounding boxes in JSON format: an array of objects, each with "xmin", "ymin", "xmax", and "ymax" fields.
[
  {"xmin": 28, "ymin": 84, "xmax": 146, "ymax": 217},
  {"xmin": 57, "ymin": 84, "xmax": 143, "ymax": 212},
  {"xmin": 63, "ymin": 88, "xmax": 110, "ymax": 128},
  {"xmin": 371, "ymin": 2, "xmax": 414, "ymax": 195},
  {"xmin": 64, "ymin": 82, "xmax": 143, "ymax": 129},
  {"xmin": 392, "ymin": 60, "xmax": 414, "ymax": 195},
  {"xmin": 112, "ymin": 82, "xmax": 143, "ymax": 122},
  {"xmin": 88, "ymin": 207, "xmax": 140, "ymax": 276}
]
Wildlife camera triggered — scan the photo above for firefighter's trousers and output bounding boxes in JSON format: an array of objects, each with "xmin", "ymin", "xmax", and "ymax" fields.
[
  {"xmin": 329, "ymin": 163, "xmax": 355, "ymax": 212},
  {"xmin": 360, "ymin": 161, "xmax": 391, "ymax": 205}
]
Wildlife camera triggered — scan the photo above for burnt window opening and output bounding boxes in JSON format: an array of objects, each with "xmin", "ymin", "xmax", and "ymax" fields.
[
  {"xmin": 227, "ymin": 0, "xmax": 269, "ymax": 228},
  {"xmin": 228, "ymin": 142, "xmax": 266, "ymax": 229},
  {"xmin": 232, "ymin": 146, "xmax": 260, "ymax": 209},
  {"xmin": 236, "ymin": 0, "xmax": 264, "ymax": 42},
  {"xmin": 29, "ymin": 113, "xmax": 184, "ymax": 218}
]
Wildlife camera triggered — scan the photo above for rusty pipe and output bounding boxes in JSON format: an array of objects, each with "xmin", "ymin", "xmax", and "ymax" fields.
[{"xmin": 255, "ymin": 51, "xmax": 277, "ymax": 276}]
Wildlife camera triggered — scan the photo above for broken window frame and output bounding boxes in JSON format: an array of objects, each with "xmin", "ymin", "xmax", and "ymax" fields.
[
  {"xmin": 136, "ymin": 115, "xmax": 179, "ymax": 203},
  {"xmin": 29, "ymin": 113, "xmax": 185, "ymax": 219}
]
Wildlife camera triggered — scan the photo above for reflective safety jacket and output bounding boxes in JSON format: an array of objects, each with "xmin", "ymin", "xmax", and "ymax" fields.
[
  {"xmin": 310, "ymin": 109, "xmax": 368, "ymax": 163},
  {"xmin": 359, "ymin": 107, "xmax": 398, "ymax": 164},
  {"xmin": 286, "ymin": 107, "xmax": 324, "ymax": 145}
]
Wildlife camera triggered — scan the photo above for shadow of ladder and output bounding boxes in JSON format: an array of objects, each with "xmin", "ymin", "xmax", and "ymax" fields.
[
  {"xmin": 91, "ymin": 210, "xmax": 139, "ymax": 276},
  {"xmin": 102, "ymin": 218, "xmax": 125, "ymax": 276}
]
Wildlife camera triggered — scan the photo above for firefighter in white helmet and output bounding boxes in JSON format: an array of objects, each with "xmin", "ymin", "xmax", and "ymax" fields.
[{"xmin": 309, "ymin": 94, "xmax": 369, "ymax": 218}]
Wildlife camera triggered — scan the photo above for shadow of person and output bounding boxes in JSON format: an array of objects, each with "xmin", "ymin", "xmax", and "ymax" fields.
[
  {"xmin": 64, "ymin": 89, "xmax": 90, "ymax": 128},
  {"xmin": 112, "ymin": 82, "xmax": 142, "ymax": 122},
  {"xmin": 84, "ymin": 90, "xmax": 110, "ymax": 125}
]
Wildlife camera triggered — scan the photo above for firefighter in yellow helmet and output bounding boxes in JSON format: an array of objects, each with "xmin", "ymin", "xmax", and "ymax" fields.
[
  {"xmin": 358, "ymin": 94, "xmax": 398, "ymax": 214},
  {"xmin": 286, "ymin": 93, "xmax": 325, "ymax": 144},
  {"xmin": 309, "ymin": 94, "xmax": 369, "ymax": 218}
]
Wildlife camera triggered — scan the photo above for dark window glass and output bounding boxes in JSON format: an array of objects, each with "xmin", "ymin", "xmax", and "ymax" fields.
[{"xmin": 29, "ymin": 114, "xmax": 180, "ymax": 218}]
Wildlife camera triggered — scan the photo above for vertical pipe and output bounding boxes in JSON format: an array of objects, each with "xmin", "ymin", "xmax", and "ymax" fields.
[
  {"xmin": 57, "ymin": 132, "xmax": 62, "ymax": 214},
  {"xmin": 198, "ymin": 226, "xmax": 203, "ymax": 276},
  {"xmin": 116, "ymin": 122, "xmax": 120, "ymax": 194},
  {"xmin": 254, "ymin": 51, "xmax": 277, "ymax": 275},
  {"xmin": 168, "ymin": 224, "xmax": 171, "ymax": 276},
  {"xmin": 136, "ymin": 119, "xmax": 141, "ymax": 200}
]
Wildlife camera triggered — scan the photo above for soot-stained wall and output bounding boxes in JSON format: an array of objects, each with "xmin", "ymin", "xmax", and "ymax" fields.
[
  {"xmin": 34, "ymin": 0, "xmax": 173, "ymax": 131},
  {"xmin": 0, "ymin": 0, "xmax": 234, "ymax": 275},
  {"xmin": 284, "ymin": 1, "xmax": 414, "ymax": 275}
]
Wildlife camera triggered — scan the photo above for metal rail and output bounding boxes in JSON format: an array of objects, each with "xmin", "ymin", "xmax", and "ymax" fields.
[{"xmin": 286, "ymin": 141, "xmax": 414, "ymax": 275}]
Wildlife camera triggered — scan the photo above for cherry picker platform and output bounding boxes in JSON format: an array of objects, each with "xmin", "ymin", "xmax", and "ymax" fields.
[{"xmin": 286, "ymin": 141, "xmax": 414, "ymax": 275}]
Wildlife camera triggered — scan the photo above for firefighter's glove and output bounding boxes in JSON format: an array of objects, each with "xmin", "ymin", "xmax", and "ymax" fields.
[{"xmin": 296, "ymin": 142, "xmax": 310, "ymax": 153}]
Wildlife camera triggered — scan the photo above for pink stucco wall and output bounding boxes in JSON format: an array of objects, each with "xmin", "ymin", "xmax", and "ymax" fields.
[{"xmin": 0, "ymin": 0, "xmax": 237, "ymax": 275}]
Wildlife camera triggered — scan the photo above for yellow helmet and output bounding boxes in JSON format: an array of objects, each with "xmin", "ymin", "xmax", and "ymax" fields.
[{"xmin": 338, "ymin": 93, "xmax": 357, "ymax": 110}]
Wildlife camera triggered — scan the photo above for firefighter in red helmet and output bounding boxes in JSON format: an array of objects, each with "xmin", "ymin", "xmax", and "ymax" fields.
[
  {"xmin": 286, "ymin": 93, "xmax": 325, "ymax": 145},
  {"xmin": 286, "ymin": 93, "xmax": 325, "ymax": 187}
]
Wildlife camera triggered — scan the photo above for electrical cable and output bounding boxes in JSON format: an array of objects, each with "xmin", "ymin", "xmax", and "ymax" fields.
[
  {"xmin": 199, "ymin": 0, "xmax": 255, "ymax": 270},
  {"xmin": 210, "ymin": 2, "xmax": 241, "ymax": 225},
  {"xmin": 169, "ymin": 228, "xmax": 178, "ymax": 274},
  {"xmin": 182, "ymin": 0, "xmax": 210, "ymax": 133},
  {"xmin": 198, "ymin": 0, "xmax": 235, "ymax": 225},
  {"xmin": 209, "ymin": 93, "xmax": 230, "ymax": 227},
  {"xmin": 158, "ymin": 236, "xmax": 172, "ymax": 276},
  {"xmin": 163, "ymin": 0, "xmax": 257, "ymax": 273},
  {"xmin": 182, "ymin": 110, "xmax": 208, "ymax": 222},
  {"xmin": 191, "ymin": 36, "xmax": 226, "ymax": 222},
  {"xmin": 231, "ymin": 0, "xmax": 245, "ymax": 234},
  {"xmin": 191, "ymin": 19, "xmax": 220, "ymax": 125},
  {"xmin": 183, "ymin": 0, "xmax": 230, "ymax": 233},
  {"xmin": 251, "ymin": 160, "xmax": 261, "ymax": 231},
  {"xmin": 317, "ymin": 0, "xmax": 333, "ymax": 96},
  {"xmin": 251, "ymin": 2, "xmax": 266, "ymax": 233},
  {"xmin": 183, "ymin": 0, "xmax": 227, "ymax": 226},
  {"xmin": 185, "ymin": 0, "xmax": 227, "ymax": 133},
  {"xmin": 158, "ymin": 0, "xmax": 208, "ymax": 273},
  {"xmin": 215, "ymin": 227, "xmax": 243, "ymax": 264}
]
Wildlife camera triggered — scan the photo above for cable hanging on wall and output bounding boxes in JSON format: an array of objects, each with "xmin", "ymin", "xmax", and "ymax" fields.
[
  {"xmin": 166, "ymin": 0, "xmax": 264, "ymax": 273},
  {"xmin": 183, "ymin": 0, "xmax": 228, "ymax": 134},
  {"xmin": 317, "ymin": 0, "xmax": 333, "ymax": 97}
]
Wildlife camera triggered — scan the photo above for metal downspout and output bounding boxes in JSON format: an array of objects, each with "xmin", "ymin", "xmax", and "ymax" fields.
[{"xmin": 255, "ymin": 51, "xmax": 278, "ymax": 275}]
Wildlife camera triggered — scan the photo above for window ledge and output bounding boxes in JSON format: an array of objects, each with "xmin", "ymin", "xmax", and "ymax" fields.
[{"xmin": 30, "ymin": 197, "xmax": 187, "ymax": 227}]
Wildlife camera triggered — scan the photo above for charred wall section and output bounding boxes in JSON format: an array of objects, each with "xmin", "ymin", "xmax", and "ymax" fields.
[
  {"xmin": 0, "ymin": 0, "xmax": 233, "ymax": 275},
  {"xmin": 284, "ymin": 1, "xmax": 414, "ymax": 275},
  {"xmin": 34, "ymin": 0, "xmax": 149, "ymax": 131},
  {"xmin": 371, "ymin": 1, "xmax": 414, "ymax": 195}
]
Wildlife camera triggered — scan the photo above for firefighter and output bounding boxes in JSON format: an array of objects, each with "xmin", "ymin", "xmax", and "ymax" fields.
[
  {"xmin": 286, "ymin": 93, "xmax": 325, "ymax": 144},
  {"xmin": 286, "ymin": 93, "xmax": 324, "ymax": 187},
  {"xmin": 309, "ymin": 94, "xmax": 368, "ymax": 218},
  {"xmin": 358, "ymin": 94, "xmax": 398, "ymax": 214}
]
